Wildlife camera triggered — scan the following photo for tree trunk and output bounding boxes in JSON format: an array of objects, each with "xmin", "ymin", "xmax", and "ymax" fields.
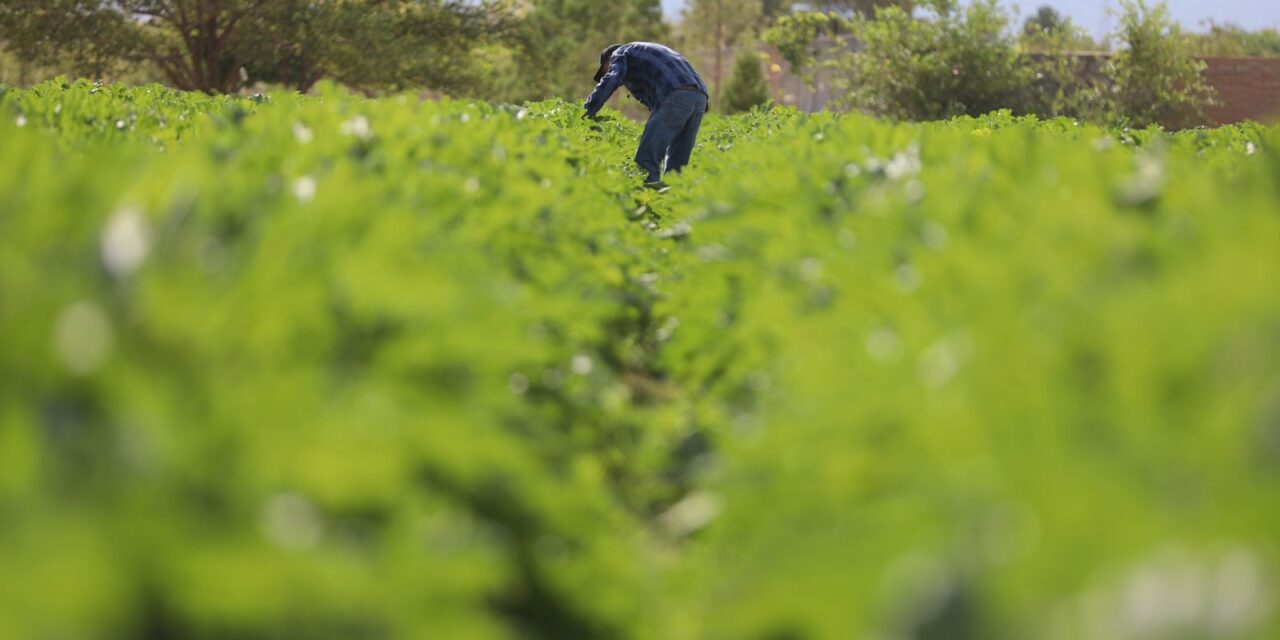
[
  {"xmin": 135, "ymin": 0, "xmax": 247, "ymax": 94},
  {"xmin": 713, "ymin": 0, "xmax": 723, "ymax": 106}
]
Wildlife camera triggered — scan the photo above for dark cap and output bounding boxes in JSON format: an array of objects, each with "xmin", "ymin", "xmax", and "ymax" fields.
[{"xmin": 594, "ymin": 44, "xmax": 624, "ymax": 82}]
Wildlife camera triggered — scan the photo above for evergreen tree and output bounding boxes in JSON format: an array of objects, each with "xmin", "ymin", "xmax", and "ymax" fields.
[{"xmin": 721, "ymin": 50, "xmax": 771, "ymax": 113}]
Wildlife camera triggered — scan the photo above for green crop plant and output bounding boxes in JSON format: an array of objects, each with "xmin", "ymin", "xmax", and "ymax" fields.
[{"xmin": 2, "ymin": 79, "xmax": 1279, "ymax": 639}]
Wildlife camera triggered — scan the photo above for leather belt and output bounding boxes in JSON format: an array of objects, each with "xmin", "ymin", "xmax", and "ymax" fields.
[{"xmin": 674, "ymin": 84, "xmax": 708, "ymax": 97}]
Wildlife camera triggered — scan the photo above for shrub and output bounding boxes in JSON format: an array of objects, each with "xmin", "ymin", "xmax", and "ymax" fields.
[
  {"xmin": 720, "ymin": 51, "xmax": 771, "ymax": 113},
  {"xmin": 768, "ymin": 0, "xmax": 1036, "ymax": 119},
  {"xmin": 767, "ymin": 0, "xmax": 1217, "ymax": 128},
  {"xmin": 1103, "ymin": 0, "xmax": 1216, "ymax": 128}
]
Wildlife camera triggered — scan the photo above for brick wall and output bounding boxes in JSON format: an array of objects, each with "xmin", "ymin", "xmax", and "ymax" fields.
[{"xmin": 1201, "ymin": 56, "xmax": 1280, "ymax": 125}]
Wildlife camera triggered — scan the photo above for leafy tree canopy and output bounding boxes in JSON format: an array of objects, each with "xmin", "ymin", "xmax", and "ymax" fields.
[{"xmin": 0, "ymin": 0, "xmax": 508, "ymax": 94}]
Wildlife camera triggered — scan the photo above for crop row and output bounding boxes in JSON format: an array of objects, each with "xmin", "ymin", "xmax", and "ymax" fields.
[{"xmin": 2, "ymin": 81, "xmax": 1279, "ymax": 639}]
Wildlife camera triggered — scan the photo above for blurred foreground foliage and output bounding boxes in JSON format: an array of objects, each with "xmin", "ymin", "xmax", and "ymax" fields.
[{"xmin": 2, "ymin": 80, "xmax": 1280, "ymax": 639}]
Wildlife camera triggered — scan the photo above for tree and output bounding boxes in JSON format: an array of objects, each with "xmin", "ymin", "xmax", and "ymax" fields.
[
  {"xmin": 122, "ymin": 0, "xmax": 267, "ymax": 93},
  {"xmin": 761, "ymin": 10, "xmax": 848, "ymax": 85},
  {"xmin": 0, "ymin": 0, "xmax": 507, "ymax": 94},
  {"xmin": 1020, "ymin": 4, "xmax": 1099, "ymax": 52},
  {"xmin": 681, "ymin": 0, "xmax": 762, "ymax": 105},
  {"xmin": 510, "ymin": 0, "xmax": 668, "ymax": 100},
  {"xmin": 0, "ymin": 0, "xmax": 279, "ymax": 93},
  {"xmin": 803, "ymin": 0, "xmax": 913, "ymax": 17},
  {"xmin": 234, "ymin": 1, "xmax": 504, "ymax": 94},
  {"xmin": 721, "ymin": 50, "xmax": 770, "ymax": 113},
  {"xmin": 1192, "ymin": 22, "xmax": 1280, "ymax": 57},
  {"xmin": 761, "ymin": 0, "xmax": 791, "ymax": 20},
  {"xmin": 0, "ymin": 0, "xmax": 136, "ymax": 81},
  {"xmin": 1104, "ymin": 0, "xmax": 1214, "ymax": 128},
  {"xmin": 765, "ymin": 0, "xmax": 1031, "ymax": 119},
  {"xmin": 1023, "ymin": 5, "xmax": 1066, "ymax": 37},
  {"xmin": 767, "ymin": 0, "xmax": 1215, "ymax": 127}
]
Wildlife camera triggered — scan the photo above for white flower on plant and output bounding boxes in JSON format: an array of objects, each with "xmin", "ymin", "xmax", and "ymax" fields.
[
  {"xmin": 885, "ymin": 143, "xmax": 922, "ymax": 180},
  {"xmin": 292, "ymin": 122, "xmax": 314, "ymax": 144},
  {"xmin": 293, "ymin": 176, "xmax": 317, "ymax": 203},
  {"xmin": 866, "ymin": 328, "xmax": 902, "ymax": 363},
  {"xmin": 570, "ymin": 355, "xmax": 593, "ymax": 375},
  {"xmin": 1053, "ymin": 545, "xmax": 1272, "ymax": 639},
  {"xmin": 101, "ymin": 206, "xmax": 150, "ymax": 278},
  {"xmin": 340, "ymin": 115, "xmax": 372, "ymax": 140},
  {"xmin": 658, "ymin": 491, "xmax": 722, "ymax": 537},
  {"xmin": 921, "ymin": 221, "xmax": 948, "ymax": 250},
  {"xmin": 917, "ymin": 334, "xmax": 969, "ymax": 389}
]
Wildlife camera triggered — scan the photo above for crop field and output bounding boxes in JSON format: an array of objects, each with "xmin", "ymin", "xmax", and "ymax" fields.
[{"xmin": 2, "ymin": 81, "xmax": 1280, "ymax": 639}]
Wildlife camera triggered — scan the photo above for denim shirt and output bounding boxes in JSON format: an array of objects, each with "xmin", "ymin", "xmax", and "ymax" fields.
[{"xmin": 584, "ymin": 42, "xmax": 708, "ymax": 117}]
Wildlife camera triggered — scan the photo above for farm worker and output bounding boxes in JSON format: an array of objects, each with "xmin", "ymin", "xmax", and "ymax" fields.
[{"xmin": 584, "ymin": 42, "xmax": 709, "ymax": 187}]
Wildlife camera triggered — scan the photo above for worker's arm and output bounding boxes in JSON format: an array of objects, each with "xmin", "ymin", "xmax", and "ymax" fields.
[{"xmin": 583, "ymin": 52, "xmax": 628, "ymax": 118}]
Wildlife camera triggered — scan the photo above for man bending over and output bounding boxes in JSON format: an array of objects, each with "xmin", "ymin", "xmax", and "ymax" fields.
[{"xmin": 584, "ymin": 42, "xmax": 709, "ymax": 187}]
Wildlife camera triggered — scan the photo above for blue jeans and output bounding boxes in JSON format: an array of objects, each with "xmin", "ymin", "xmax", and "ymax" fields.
[{"xmin": 635, "ymin": 89, "xmax": 707, "ymax": 183}]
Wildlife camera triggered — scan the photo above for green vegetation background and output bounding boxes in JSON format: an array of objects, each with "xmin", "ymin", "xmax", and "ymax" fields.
[{"xmin": 2, "ymin": 81, "xmax": 1279, "ymax": 639}]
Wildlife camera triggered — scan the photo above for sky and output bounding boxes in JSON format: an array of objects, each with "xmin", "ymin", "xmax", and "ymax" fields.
[{"xmin": 660, "ymin": 0, "xmax": 1280, "ymax": 36}]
